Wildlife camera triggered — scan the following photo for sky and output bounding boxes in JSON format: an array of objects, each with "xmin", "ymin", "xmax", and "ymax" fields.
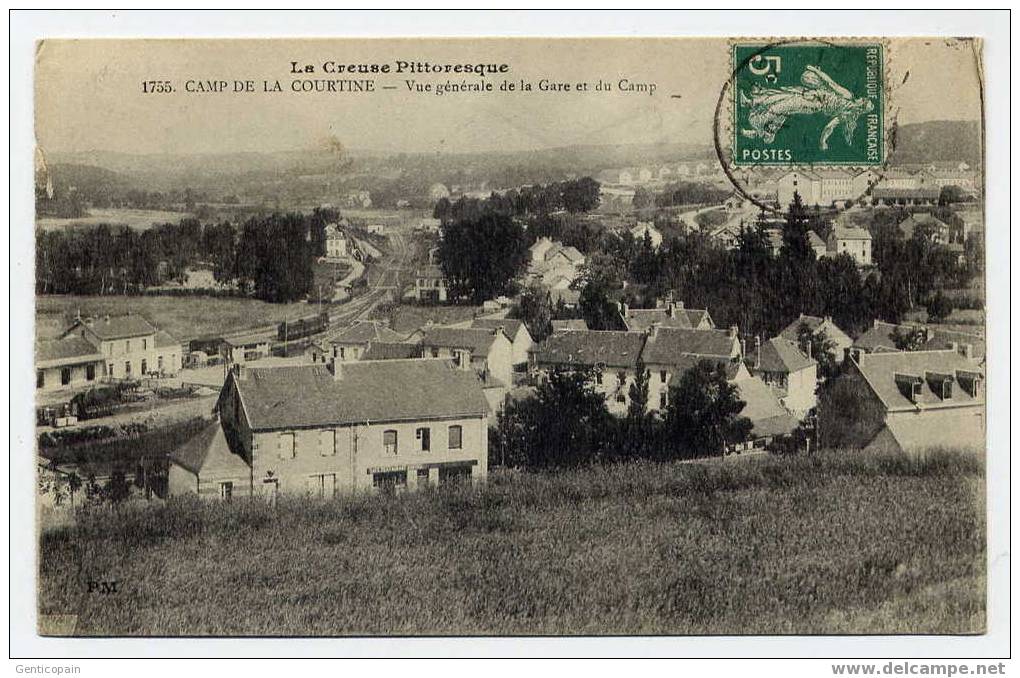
[{"xmin": 35, "ymin": 38, "xmax": 984, "ymax": 157}]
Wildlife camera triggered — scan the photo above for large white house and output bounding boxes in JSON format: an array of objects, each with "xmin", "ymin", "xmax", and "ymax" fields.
[{"xmin": 171, "ymin": 359, "xmax": 491, "ymax": 499}]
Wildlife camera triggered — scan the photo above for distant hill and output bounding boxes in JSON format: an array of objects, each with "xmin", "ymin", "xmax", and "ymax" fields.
[
  {"xmin": 890, "ymin": 120, "xmax": 982, "ymax": 167},
  {"xmin": 47, "ymin": 163, "xmax": 133, "ymax": 197}
]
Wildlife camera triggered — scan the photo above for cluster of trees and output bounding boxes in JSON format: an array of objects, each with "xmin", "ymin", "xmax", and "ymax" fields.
[
  {"xmin": 490, "ymin": 360, "xmax": 751, "ymax": 469},
  {"xmin": 571, "ymin": 194, "xmax": 976, "ymax": 337},
  {"xmin": 433, "ymin": 177, "xmax": 601, "ymax": 222},
  {"xmin": 37, "ymin": 208, "xmax": 343, "ymax": 303},
  {"xmin": 631, "ymin": 181, "xmax": 731, "ymax": 210},
  {"xmin": 434, "ymin": 178, "xmax": 602, "ymax": 304}
]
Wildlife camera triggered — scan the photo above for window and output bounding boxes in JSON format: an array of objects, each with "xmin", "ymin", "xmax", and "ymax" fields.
[
  {"xmin": 142, "ymin": 339, "xmax": 147, "ymax": 350},
  {"xmin": 617, "ymin": 371, "xmax": 627, "ymax": 386},
  {"xmin": 616, "ymin": 393, "xmax": 626, "ymax": 404},
  {"xmin": 659, "ymin": 392, "xmax": 667, "ymax": 409},
  {"xmin": 126, "ymin": 340, "xmax": 131, "ymax": 353},
  {"xmin": 416, "ymin": 427, "xmax": 431, "ymax": 452},
  {"xmin": 36, "ymin": 370, "xmax": 44, "ymax": 389},
  {"xmin": 320, "ymin": 430, "xmax": 337, "ymax": 456},
  {"xmin": 220, "ymin": 482, "xmax": 233, "ymax": 500},
  {"xmin": 141, "ymin": 359, "xmax": 147, "ymax": 374},
  {"xmin": 107, "ymin": 363, "xmax": 114, "ymax": 377},
  {"xmin": 278, "ymin": 432, "xmax": 296, "ymax": 459},
  {"xmin": 439, "ymin": 464, "xmax": 472, "ymax": 485},
  {"xmin": 416, "ymin": 468, "xmax": 431, "ymax": 487},
  {"xmin": 308, "ymin": 473, "xmax": 336, "ymax": 498},
  {"xmin": 595, "ymin": 370, "xmax": 603, "ymax": 385},
  {"xmin": 660, "ymin": 370, "xmax": 667, "ymax": 383},
  {"xmin": 125, "ymin": 361, "xmax": 132, "ymax": 376},
  {"xmin": 373, "ymin": 470, "xmax": 406, "ymax": 493},
  {"xmin": 60, "ymin": 368, "xmax": 71, "ymax": 386},
  {"xmin": 339, "ymin": 346, "xmax": 346, "ymax": 360},
  {"xmin": 157, "ymin": 356, "xmax": 163, "ymax": 371},
  {"xmin": 431, "ymin": 347, "xmax": 439, "ymax": 358},
  {"xmin": 448, "ymin": 425, "xmax": 462, "ymax": 450},
  {"xmin": 383, "ymin": 429, "xmax": 398, "ymax": 455}
]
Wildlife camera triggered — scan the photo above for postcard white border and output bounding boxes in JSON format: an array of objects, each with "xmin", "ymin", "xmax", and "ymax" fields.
[{"xmin": 8, "ymin": 8, "xmax": 1011, "ymax": 661}]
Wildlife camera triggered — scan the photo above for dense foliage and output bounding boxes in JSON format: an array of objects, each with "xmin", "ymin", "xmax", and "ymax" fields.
[
  {"xmin": 491, "ymin": 361, "xmax": 751, "ymax": 469},
  {"xmin": 437, "ymin": 212, "xmax": 529, "ymax": 304},
  {"xmin": 36, "ymin": 208, "xmax": 343, "ymax": 304}
]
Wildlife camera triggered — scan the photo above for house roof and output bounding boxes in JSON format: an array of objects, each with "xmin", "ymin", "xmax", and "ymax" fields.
[
  {"xmin": 530, "ymin": 330, "xmax": 647, "ymax": 369},
  {"xmin": 665, "ymin": 355, "xmax": 745, "ymax": 387},
  {"xmin": 853, "ymin": 349, "xmax": 984, "ymax": 412},
  {"xmin": 754, "ymin": 337, "xmax": 816, "ymax": 374},
  {"xmin": 898, "ymin": 213, "xmax": 951, "ymax": 239},
  {"xmin": 72, "ymin": 314, "xmax": 156, "ymax": 340},
  {"xmin": 623, "ymin": 307, "xmax": 693, "ymax": 331},
  {"xmin": 154, "ymin": 330, "xmax": 179, "ymax": 348},
  {"xmin": 853, "ymin": 321, "xmax": 984, "ymax": 359},
  {"xmin": 551, "ymin": 245, "xmax": 585, "ymax": 263},
  {"xmin": 36, "ymin": 336, "xmax": 104, "ymax": 369},
  {"xmin": 471, "ymin": 318, "xmax": 526, "ymax": 341},
  {"xmin": 421, "ymin": 327, "xmax": 504, "ymax": 358},
  {"xmin": 735, "ymin": 377, "xmax": 799, "ymax": 438},
  {"xmin": 807, "ymin": 231, "xmax": 826, "ymax": 249},
  {"xmin": 170, "ymin": 420, "xmax": 250, "ymax": 477},
  {"xmin": 330, "ymin": 321, "xmax": 406, "ymax": 346},
  {"xmin": 552, "ymin": 319, "xmax": 588, "ymax": 332},
  {"xmin": 361, "ymin": 342, "xmax": 423, "ymax": 361},
  {"xmin": 229, "ymin": 360, "xmax": 490, "ymax": 431},
  {"xmin": 831, "ymin": 226, "xmax": 872, "ymax": 241},
  {"xmin": 641, "ymin": 327, "xmax": 737, "ymax": 365},
  {"xmin": 779, "ymin": 314, "xmax": 851, "ymax": 345}
]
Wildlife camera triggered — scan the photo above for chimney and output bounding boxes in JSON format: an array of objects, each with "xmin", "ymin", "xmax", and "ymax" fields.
[
  {"xmin": 666, "ymin": 302, "xmax": 676, "ymax": 319},
  {"xmin": 677, "ymin": 300, "xmax": 684, "ymax": 311},
  {"xmin": 754, "ymin": 336, "xmax": 761, "ymax": 370}
]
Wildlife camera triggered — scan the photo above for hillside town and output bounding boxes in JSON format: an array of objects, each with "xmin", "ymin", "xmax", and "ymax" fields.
[{"xmin": 35, "ymin": 148, "xmax": 985, "ymax": 504}]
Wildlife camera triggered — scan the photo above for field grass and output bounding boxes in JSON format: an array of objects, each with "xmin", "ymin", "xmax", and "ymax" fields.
[
  {"xmin": 37, "ymin": 450, "xmax": 985, "ymax": 636},
  {"xmin": 36, "ymin": 295, "xmax": 324, "ymax": 341},
  {"xmin": 36, "ymin": 209, "xmax": 193, "ymax": 232}
]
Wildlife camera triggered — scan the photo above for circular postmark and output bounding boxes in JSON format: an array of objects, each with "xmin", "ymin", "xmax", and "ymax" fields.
[{"xmin": 713, "ymin": 38, "xmax": 899, "ymax": 216}]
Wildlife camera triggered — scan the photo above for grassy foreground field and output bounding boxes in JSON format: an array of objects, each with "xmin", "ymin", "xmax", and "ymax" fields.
[
  {"xmin": 36, "ymin": 295, "xmax": 324, "ymax": 341},
  {"xmin": 38, "ymin": 451, "xmax": 985, "ymax": 636}
]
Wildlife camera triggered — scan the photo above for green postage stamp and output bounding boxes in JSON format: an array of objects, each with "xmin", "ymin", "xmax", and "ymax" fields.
[{"xmin": 732, "ymin": 42, "xmax": 884, "ymax": 166}]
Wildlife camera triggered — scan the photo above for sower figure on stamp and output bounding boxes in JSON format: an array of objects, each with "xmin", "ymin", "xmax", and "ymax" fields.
[{"xmin": 740, "ymin": 64, "xmax": 874, "ymax": 150}]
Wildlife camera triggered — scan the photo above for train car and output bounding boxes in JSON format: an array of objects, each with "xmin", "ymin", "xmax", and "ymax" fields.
[{"xmin": 277, "ymin": 311, "xmax": 330, "ymax": 342}]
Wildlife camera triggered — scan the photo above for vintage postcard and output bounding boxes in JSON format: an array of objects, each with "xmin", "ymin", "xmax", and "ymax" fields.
[{"xmin": 32, "ymin": 36, "xmax": 988, "ymax": 638}]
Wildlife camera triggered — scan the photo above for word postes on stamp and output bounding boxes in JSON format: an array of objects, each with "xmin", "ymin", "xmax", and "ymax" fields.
[{"xmin": 732, "ymin": 42, "xmax": 884, "ymax": 166}]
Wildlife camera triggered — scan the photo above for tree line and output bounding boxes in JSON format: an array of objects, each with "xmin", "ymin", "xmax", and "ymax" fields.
[
  {"xmin": 36, "ymin": 207, "xmax": 343, "ymax": 304},
  {"xmin": 433, "ymin": 177, "xmax": 601, "ymax": 223},
  {"xmin": 569, "ymin": 193, "xmax": 976, "ymax": 337}
]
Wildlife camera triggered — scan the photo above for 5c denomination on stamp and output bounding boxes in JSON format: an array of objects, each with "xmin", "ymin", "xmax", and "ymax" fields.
[{"xmin": 731, "ymin": 42, "xmax": 884, "ymax": 166}]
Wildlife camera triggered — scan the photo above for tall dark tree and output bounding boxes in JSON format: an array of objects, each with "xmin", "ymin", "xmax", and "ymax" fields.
[
  {"xmin": 492, "ymin": 367, "xmax": 613, "ymax": 468},
  {"xmin": 516, "ymin": 283, "xmax": 554, "ymax": 343},
  {"xmin": 437, "ymin": 212, "xmax": 528, "ymax": 303},
  {"xmin": 662, "ymin": 360, "xmax": 752, "ymax": 459}
]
